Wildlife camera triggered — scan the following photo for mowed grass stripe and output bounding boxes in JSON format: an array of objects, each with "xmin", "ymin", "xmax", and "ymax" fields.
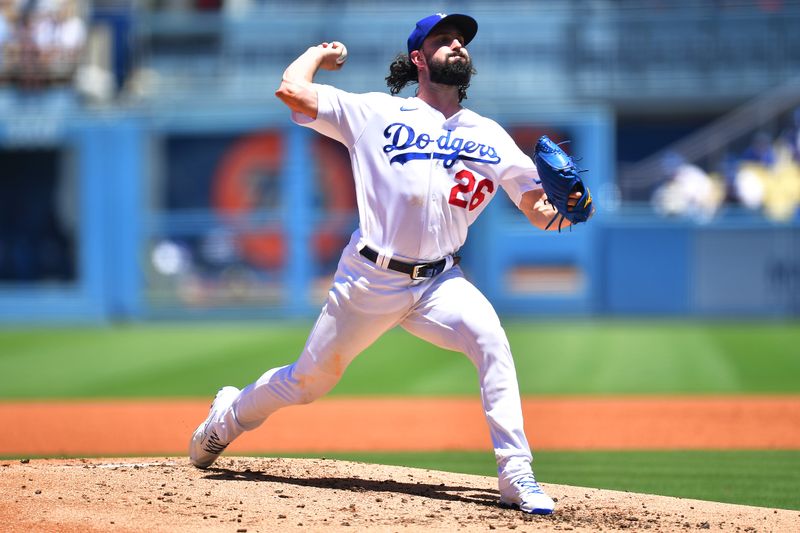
[{"xmin": 1, "ymin": 321, "xmax": 799, "ymax": 398}]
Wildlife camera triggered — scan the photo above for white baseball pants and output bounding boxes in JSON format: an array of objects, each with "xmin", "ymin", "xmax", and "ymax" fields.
[{"xmin": 227, "ymin": 234, "xmax": 535, "ymax": 486}]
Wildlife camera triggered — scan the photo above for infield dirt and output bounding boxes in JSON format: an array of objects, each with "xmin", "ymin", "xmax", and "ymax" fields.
[{"xmin": 3, "ymin": 456, "xmax": 799, "ymax": 532}]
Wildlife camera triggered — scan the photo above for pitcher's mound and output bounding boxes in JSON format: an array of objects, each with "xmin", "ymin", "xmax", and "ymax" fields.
[{"xmin": 2, "ymin": 457, "xmax": 797, "ymax": 532}]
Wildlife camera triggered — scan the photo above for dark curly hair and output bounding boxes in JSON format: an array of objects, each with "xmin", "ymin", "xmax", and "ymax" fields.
[{"xmin": 385, "ymin": 53, "xmax": 471, "ymax": 103}]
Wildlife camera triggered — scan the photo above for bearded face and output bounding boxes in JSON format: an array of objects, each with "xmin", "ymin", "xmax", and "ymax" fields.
[{"xmin": 425, "ymin": 50, "xmax": 474, "ymax": 87}]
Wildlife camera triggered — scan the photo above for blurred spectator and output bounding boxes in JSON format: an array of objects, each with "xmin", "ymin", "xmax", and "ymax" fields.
[
  {"xmin": 2, "ymin": 0, "xmax": 46, "ymax": 88},
  {"xmin": 655, "ymin": 120, "xmax": 800, "ymax": 223},
  {"xmin": 740, "ymin": 131, "xmax": 776, "ymax": 166},
  {"xmin": 652, "ymin": 153, "xmax": 725, "ymax": 222},
  {"xmin": 34, "ymin": 0, "xmax": 86, "ymax": 82},
  {"xmin": 718, "ymin": 150, "xmax": 742, "ymax": 203},
  {"xmin": 733, "ymin": 133, "xmax": 800, "ymax": 222},
  {"xmin": 779, "ymin": 107, "xmax": 800, "ymax": 163},
  {"xmin": 760, "ymin": 142, "xmax": 800, "ymax": 222},
  {"xmin": 0, "ymin": 1, "xmax": 12, "ymax": 65},
  {"xmin": 734, "ymin": 162, "xmax": 766, "ymax": 210},
  {"xmin": 0, "ymin": 0, "xmax": 86, "ymax": 88}
]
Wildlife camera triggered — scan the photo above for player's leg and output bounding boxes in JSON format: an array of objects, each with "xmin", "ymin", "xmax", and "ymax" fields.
[
  {"xmin": 400, "ymin": 267, "xmax": 554, "ymax": 514},
  {"xmin": 232, "ymin": 290, "xmax": 404, "ymax": 430},
  {"xmin": 190, "ymin": 288, "xmax": 404, "ymax": 468},
  {"xmin": 231, "ymin": 242, "xmax": 416, "ymax": 429},
  {"xmin": 190, "ymin": 242, "xmax": 411, "ymax": 468}
]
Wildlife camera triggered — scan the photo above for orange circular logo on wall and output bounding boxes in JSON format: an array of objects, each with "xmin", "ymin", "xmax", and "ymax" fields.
[{"xmin": 212, "ymin": 131, "xmax": 355, "ymax": 269}]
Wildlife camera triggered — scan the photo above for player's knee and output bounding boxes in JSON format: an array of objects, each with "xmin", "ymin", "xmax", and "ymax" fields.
[
  {"xmin": 455, "ymin": 319, "xmax": 511, "ymax": 362},
  {"xmin": 462, "ymin": 313, "xmax": 507, "ymax": 345},
  {"xmin": 289, "ymin": 360, "xmax": 343, "ymax": 404},
  {"xmin": 293, "ymin": 371, "xmax": 338, "ymax": 404},
  {"xmin": 479, "ymin": 333, "xmax": 512, "ymax": 361}
]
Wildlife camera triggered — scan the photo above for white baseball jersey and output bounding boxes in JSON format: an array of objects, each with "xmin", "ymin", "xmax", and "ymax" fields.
[{"xmin": 293, "ymin": 85, "xmax": 542, "ymax": 261}]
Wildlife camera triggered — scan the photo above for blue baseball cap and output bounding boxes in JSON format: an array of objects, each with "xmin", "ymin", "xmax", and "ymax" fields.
[{"xmin": 407, "ymin": 13, "xmax": 478, "ymax": 54}]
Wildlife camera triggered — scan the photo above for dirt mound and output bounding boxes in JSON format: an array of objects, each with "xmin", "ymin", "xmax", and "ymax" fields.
[{"xmin": 2, "ymin": 457, "xmax": 797, "ymax": 532}]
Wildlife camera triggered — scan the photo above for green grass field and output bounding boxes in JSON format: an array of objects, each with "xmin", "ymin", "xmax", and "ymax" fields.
[
  {"xmin": 1, "ymin": 320, "xmax": 799, "ymax": 510},
  {"xmin": 1, "ymin": 320, "xmax": 799, "ymax": 398}
]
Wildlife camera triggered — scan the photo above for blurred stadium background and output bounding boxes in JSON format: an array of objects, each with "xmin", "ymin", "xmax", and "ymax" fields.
[
  {"xmin": 0, "ymin": 0, "xmax": 798, "ymax": 321},
  {"xmin": 1, "ymin": 0, "xmax": 799, "ymax": 511}
]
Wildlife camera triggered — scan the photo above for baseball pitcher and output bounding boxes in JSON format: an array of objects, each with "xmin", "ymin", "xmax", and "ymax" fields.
[{"xmin": 190, "ymin": 12, "xmax": 594, "ymax": 515}]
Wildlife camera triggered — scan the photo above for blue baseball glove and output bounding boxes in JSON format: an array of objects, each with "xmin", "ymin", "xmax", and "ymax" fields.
[{"xmin": 533, "ymin": 135, "xmax": 595, "ymax": 231}]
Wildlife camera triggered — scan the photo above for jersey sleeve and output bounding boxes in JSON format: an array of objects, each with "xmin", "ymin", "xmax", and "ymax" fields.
[
  {"xmin": 291, "ymin": 84, "xmax": 375, "ymax": 148},
  {"xmin": 495, "ymin": 127, "xmax": 542, "ymax": 208}
]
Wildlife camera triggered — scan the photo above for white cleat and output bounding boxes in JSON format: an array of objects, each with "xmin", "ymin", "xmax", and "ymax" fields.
[
  {"xmin": 499, "ymin": 474, "xmax": 555, "ymax": 515},
  {"xmin": 189, "ymin": 386, "xmax": 241, "ymax": 469}
]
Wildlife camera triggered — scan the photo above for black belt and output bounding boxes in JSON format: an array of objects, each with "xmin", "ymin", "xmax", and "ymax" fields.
[{"xmin": 359, "ymin": 245, "xmax": 460, "ymax": 280}]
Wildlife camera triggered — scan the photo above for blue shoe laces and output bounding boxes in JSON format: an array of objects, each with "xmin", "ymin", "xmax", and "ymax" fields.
[{"xmin": 516, "ymin": 477, "xmax": 545, "ymax": 495}]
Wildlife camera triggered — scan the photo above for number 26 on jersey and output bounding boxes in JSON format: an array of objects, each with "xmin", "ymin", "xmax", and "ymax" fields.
[{"xmin": 448, "ymin": 169, "xmax": 494, "ymax": 211}]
